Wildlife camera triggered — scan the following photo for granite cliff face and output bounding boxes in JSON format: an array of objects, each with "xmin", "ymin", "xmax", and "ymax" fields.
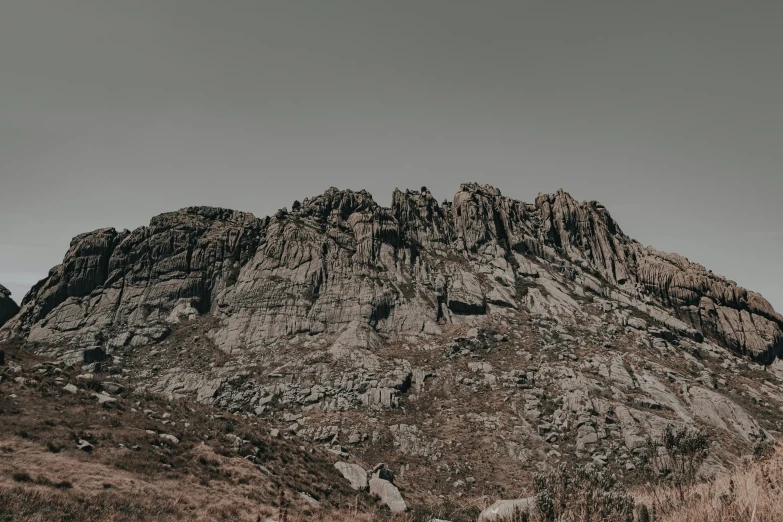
[
  {"xmin": 0, "ymin": 284, "xmax": 19, "ymax": 329},
  {"xmin": 4, "ymin": 184, "xmax": 780, "ymax": 364},
  {"xmin": 2, "ymin": 184, "xmax": 782, "ymax": 509}
]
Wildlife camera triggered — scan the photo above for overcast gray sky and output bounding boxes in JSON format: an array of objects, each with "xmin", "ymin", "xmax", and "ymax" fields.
[{"xmin": 1, "ymin": 1, "xmax": 781, "ymax": 311}]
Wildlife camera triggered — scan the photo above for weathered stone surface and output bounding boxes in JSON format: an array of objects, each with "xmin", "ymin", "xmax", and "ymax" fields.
[
  {"xmin": 101, "ymin": 382, "xmax": 125, "ymax": 394},
  {"xmin": 328, "ymin": 322, "xmax": 382, "ymax": 369},
  {"xmin": 635, "ymin": 250, "xmax": 783, "ymax": 362},
  {"xmin": 688, "ymin": 386, "xmax": 763, "ymax": 442},
  {"xmin": 770, "ymin": 358, "xmax": 783, "ymax": 381},
  {"xmin": 389, "ymin": 424, "xmax": 441, "ymax": 458},
  {"xmin": 478, "ymin": 498, "xmax": 536, "ymax": 522},
  {"xmin": 334, "ymin": 462, "xmax": 368, "ymax": 491},
  {"xmin": 1, "ymin": 208, "xmax": 261, "ymax": 347},
  {"xmin": 636, "ymin": 371, "xmax": 692, "ymax": 422},
  {"xmin": 1, "ymin": 183, "xmax": 781, "ymax": 512},
  {"xmin": 159, "ymin": 434, "xmax": 180, "ymax": 444},
  {"xmin": 447, "ymin": 270, "xmax": 485, "ymax": 315},
  {"xmin": 2, "ymin": 185, "xmax": 779, "ymax": 362},
  {"xmin": 369, "ymin": 477, "xmax": 407, "ymax": 512},
  {"xmin": 93, "ymin": 392, "xmax": 117, "ymax": 406}
]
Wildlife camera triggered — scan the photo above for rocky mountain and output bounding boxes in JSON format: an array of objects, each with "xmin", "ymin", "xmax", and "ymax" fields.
[
  {"xmin": 0, "ymin": 284, "xmax": 19, "ymax": 329},
  {"xmin": 2, "ymin": 183, "xmax": 782, "ymax": 513}
]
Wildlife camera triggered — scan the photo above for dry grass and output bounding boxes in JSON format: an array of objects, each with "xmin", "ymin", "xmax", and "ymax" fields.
[
  {"xmin": 634, "ymin": 444, "xmax": 783, "ymax": 522},
  {"xmin": 0, "ymin": 342, "xmax": 383, "ymax": 522}
]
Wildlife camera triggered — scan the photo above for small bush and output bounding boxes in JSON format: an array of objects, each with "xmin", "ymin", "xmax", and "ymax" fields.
[
  {"xmin": 533, "ymin": 463, "xmax": 634, "ymax": 522},
  {"xmin": 636, "ymin": 503, "xmax": 650, "ymax": 522},
  {"xmin": 642, "ymin": 424, "xmax": 710, "ymax": 500},
  {"xmin": 12, "ymin": 472, "xmax": 32, "ymax": 483}
]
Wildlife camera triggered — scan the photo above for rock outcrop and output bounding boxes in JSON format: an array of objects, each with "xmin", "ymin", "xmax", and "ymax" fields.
[
  {"xmin": 0, "ymin": 284, "xmax": 19, "ymax": 329},
  {"xmin": 2, "ymin": 183, "xmax": 782, "ymax": 509},
  {"xmin": 2, "ymin": 207, "xmax": 262, "ymax": 348},
  {"xmin": 3, "ymin": 185, "xmax": 780, "ymax": 364}
]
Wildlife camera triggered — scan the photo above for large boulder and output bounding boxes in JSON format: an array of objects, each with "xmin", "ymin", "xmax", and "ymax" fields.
[
  {"xmin": 369, "ymin": 477, "xmax": 407, "ymax": 513},
  {"xmin": 334, "ymin": 462, "xmax": 368, "ymax": 491}
]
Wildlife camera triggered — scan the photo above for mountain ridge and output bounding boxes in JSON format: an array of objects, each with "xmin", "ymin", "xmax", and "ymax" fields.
[
  {"xmin": 2, "ymin": 182, "xmax": 783, "ymax": 513},
  {"xmin": 3, "ymin": 183, "xmax": 780, "ymax": 363}
]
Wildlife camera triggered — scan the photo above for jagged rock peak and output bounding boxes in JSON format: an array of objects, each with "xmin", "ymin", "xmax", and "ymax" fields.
[
  {"xmin": 457, "ymin": 182, "xmax": 503, "ymax": 197},
  {"xmin": 150, "ymin": 206, "xmax": 259, "ymax": 226},
  {"xmin": 295, "ymin": 187, "xmax": 378, "ymax": 221},
  {"xmin": 2, "ymin": 183, "xmax": 781, "ymax": 365}
]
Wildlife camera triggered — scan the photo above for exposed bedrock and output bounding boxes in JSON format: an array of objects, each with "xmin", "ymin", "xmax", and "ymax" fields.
[{"xmin": 2, "ymin": 183, "xmax": 780, "ymax": 363}]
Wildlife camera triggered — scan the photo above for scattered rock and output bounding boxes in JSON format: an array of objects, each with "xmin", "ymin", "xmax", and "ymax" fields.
[
  {"xmin": 101, "ymin": 382, "xmax": 125, "ymax": 394},
  {"xmin": 479, "ymin": 498, "xmax": 536, "ymax": 522},
  {"xmin": 334, "ymin": 462, "xmax": 368, "ymax": 491},
  {"xmin": 369, "ymin": 477, "xmax": 407, "ymax": 513},
  {"xmin": 372, "ymin": 465, "xmax": 395, "ymax": 483},
  {"xmin": 0, "ymin": 183, "xmax": 781, "ymax": 512},
  {"xmin": 92, "ymin": 392, "xmax": 118, "ymax": 406}
]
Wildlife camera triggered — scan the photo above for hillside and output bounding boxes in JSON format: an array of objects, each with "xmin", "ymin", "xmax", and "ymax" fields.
[{"xmin": 2, "ymin": 183, "xmax": 782, "ymax": 519}]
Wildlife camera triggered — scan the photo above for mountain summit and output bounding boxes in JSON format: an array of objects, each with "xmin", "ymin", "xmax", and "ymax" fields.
[
  {"xmin": 2, "ymin": 183, "xmax": 782, "ymax": 511},
  {"xmin": 3, "ymin": 183, "xmax": 781, "ymax": 363}
]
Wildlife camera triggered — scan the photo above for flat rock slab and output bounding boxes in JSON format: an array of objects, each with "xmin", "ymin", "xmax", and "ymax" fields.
[
  {"xmin": 369, "ymin": 477, "xmax": 407, "ymax": 513},
  {"xmin": 101, "ymin": 382, "xmax": 125, "ymax": 394},
  {"xmin": 334, "ymin": 462, "xmax": 368, "ymax": 491},
  {"xmin": 92, "ymin": 392, "xmax": 117, "ymax": 406},
  {"xmin": 479, "ymin": 498, "xmax": 536, "ymax": 522}
]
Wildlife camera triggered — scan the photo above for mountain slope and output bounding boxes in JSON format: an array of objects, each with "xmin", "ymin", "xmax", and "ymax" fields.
[{"xmin": 2, "ymin": 183, "xmax": 782, "ymax": 512}]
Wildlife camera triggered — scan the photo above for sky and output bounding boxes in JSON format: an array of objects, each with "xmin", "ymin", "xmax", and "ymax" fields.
[{"xmin": 1, "ymin": 1, "xmax": 781, "ymax": 311}]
